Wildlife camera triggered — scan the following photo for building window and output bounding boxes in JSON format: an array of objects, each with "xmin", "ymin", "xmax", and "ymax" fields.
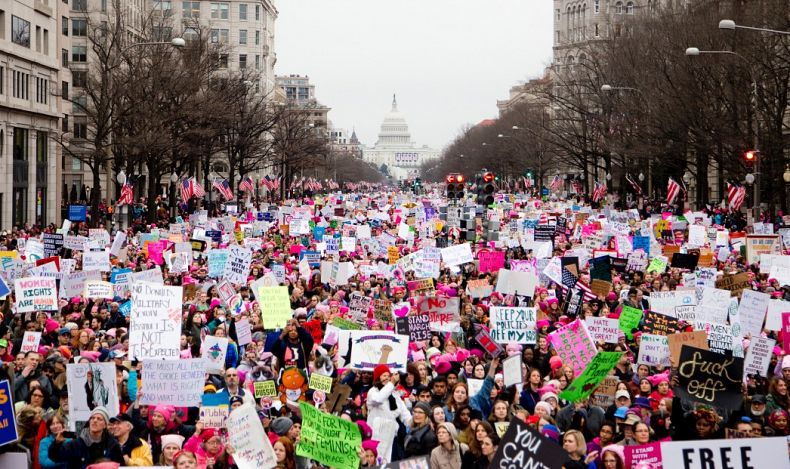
[
  {"xmin": 72, "ymin": 0, "xmax": 87, "ymax": 11},
  {"xmin": 183, "ymin": 27, "xmax": 199, "ymax": 41},
  {"xmin": 239, "ymin": 29, "xmax": 247, "ymax": 44},
  {"xmin": 626, "ymin": 1, "xmax": 634, "ymax": 14},
  {"xmin": 62, "ymin": 114, "xmax": 69, "ymax": 132},
  {"xmin": 255, "ymin": 54, "xmax": 260, "ymax": 70},
  {"xmin": 73, "ymin": 121, "xmax": 87, "ymax": 139},
  {"xmin": 255, "ymin": 30, "xmax": 260, "ymax": 45},
  {"xmin": 594, "ymin": 23, "xmax": 600, "ymax": 37},
  {"xmin": 101, "ymin": 0, "xmax": 106, "ymax": 12},
  {"xmin": 556, "ymin": 31, "xmax": 560, "ymax": 43},
  {"xmin": 62, "ymin": 81, "xmax": 68, "ymax": 99},
  {"xmin": 72, "ymin": 45, "xmax": 87, "ymax": 62},
  {"xmin": 218, "ymin": 54, "xmax": 228, "ymax": 68},
  {"xmin": 72, "ymin": 18, "xmax": 87, "ymax": 36},
  {"xmin": 594, "ymin": 0, "xmax": 600, "ymax": 13},
  {"xmin": 43, "ymin": 29, "xmax": 49, "ymax": 54},
  {"xmin": 72, "ymin": 95, "xmax": 87, "ymax": 114},
  {"xmin": 71, "ymin": 155, "xmax": 82, "ymax": 170},
  {"xmin": 615, "ymin": 1, "xmax": 623, "ymax": 14},
  {"xmin": 239, "ymin": 3, "xmax": 247, "ymax": 20},
  {"xmin": 555, "ymin": 9, "xmax": 560, "ymax": 21},
  {"xmin": 0, "ymin": 66, "xmax": 4, "ymax": 94},
  {"xmin": 35, "ymin": 77, "xmax": 48, "ymax": 104},
  {"xmin": 72, "ymin": 70, "xmax": 86, "ymax": 87},
  {"xmin": 239, "ymin": 54, "xmax": 247, "ymax": 69},
  {"xmin": 36, "ymin": 131, "xmax": 47, "ymax": 163},
  {"xmin": 211, "ymin": 3, "xmax": 229, "ymax": 19},
  {"xmin": 182, "ymin": 1, "xmax": 200, "ymax": 18},
  {"xmin": 0, "ymin": 10, "xmax": 5, "ymax": 40},
  {"xmin": 12, "ymin": 15, "xmax": 31, "ymax": 48},
  {"xmin": 62, "ymin": 16, "xmax": 68, "ymax": 36},
  {"xmin": 13, "ymin": 128, "xmax": 28, "ymax": 160},
  {"xmin": 61, "ymin": 48, "xmax": 68, "ymax": 66},
  {"xmin": 154, "ymin": 0, "xmax": 172, "ymax": 14},
  {"xmin": 255, "ymin": 4, "xmax": 260, "ymax": 21},
  {"xmin": 12, "ymin": 71, "xmax": 30, "ymax": 100},
  {"xmin": 210, "ymin": 29, "xmax": 228, "ymax": 43}
]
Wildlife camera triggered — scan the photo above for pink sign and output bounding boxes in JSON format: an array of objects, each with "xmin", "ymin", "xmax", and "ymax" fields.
[
  {"xmin": 624, "ymin": 442, "xmax": 663, "ymax": 469},
  {"xmin": 548, "ymin": 319, "xmax": 598, "ymax": 377},
  {"xmin": 479, "ymin": 250, "xmax": 505, "ymax": 273},
  {"xmin": 148, "ymin": 241, "xmax": 165, "ymax": 265},
  {"xmin": 782, "ymin": 312, "xmax": 790, "ymax": 355}
]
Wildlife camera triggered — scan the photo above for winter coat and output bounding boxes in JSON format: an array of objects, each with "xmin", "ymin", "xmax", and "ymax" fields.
[
  {"xmin": 430, "ymin": 441, "xmax": 463, "ymax": 469},
  {"xmin": 48, "ymin": 429, "xmax": 124, "ymax": 469},
  {"xmin": 38, "ymin": 435, "xmax": 69, "ymax": 469},
  {"xmin": 404, "ymin": 424, "xmax": 438, "ymax": 458}
]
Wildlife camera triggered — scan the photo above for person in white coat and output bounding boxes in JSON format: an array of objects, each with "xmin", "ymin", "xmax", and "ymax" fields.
[{"xmin": 366, "ymin": 364, "xmax": 412, "ymax": 463}]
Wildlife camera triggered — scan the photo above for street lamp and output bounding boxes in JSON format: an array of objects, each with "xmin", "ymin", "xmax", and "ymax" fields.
[
  {"xmin": 682, "ymin": 171, "xmax": 692, "ymax": 185},
  {"xmin": 719, "ymin": 19, "xmax": 790, "ymax": 36},
  {"xmin": 606, "ymin": 172, "xmax": 612, "ymax": 181},
  {"xmin": 117, "ymin": 170, "xmax": 126, "ymax": 185},
  {"xmin": 124, "ymin": 37, "xmax": 186, "ymax": 52},
  {"xmin": 638, "ymin": 172, "xmax": 644, "ymax": 182},
  {"xmin": 169, "ymin": 171, "xmax": 178, "ymax": 219},
  {"xmin": 601, "ymin": 84, "xmax": 640, "ymax": 93}
]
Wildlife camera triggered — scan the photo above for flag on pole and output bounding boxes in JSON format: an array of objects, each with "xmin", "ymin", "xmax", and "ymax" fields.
[
  {"xmin": 549, "ymin": 174, "xmax": 563, "ymax": 191},
  {"xmin": 571, "ymin": 180, "xmax": 583, "ymax": 195},
  {"xmin": 180, "ymin": 179, "xmax": 192, "ymax": 201},
  {"xmin": 727, "ymin": 182, "xmax": 746, "ymax": 211},
  {"xmin": 191, "ymin": 178, "xmax": 205, "ymax": 198},
  {"xmin": 666, "ymin": 178, "xmax": 680, "ymax": 205},
  {"xmin": 625, "ymin": 173, "xmax": 643, "ymax": 196},
  {"xmin": 212, "ymin": 179, "xmax": 234, "ymax": 199},
  {"xmin": 592, "ymin": 181, "xmax": 607, "ymax": 202},
  {"xmin": 117, "ymin": 183, "xmax": 134, "ymax": 206},
  {"xmin": 239, "ymin": 176, "xmax": 255, "ymax": 193}
]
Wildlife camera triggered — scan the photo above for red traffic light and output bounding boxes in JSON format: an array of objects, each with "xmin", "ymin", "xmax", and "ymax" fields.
[
  {"xmin": 483, "ymin": 172, "xmax": 494, "ymax": 183},
  {"xmin": 744, "ymin": 150, "xmax": 757, "ymax": 161},
  {"xmin": 457, "ymin": 175, "xmax": 464, "ymax": 183},
  {"xmin": 446, "ymin": 175, "xmax": 456, "ymax": 183}
]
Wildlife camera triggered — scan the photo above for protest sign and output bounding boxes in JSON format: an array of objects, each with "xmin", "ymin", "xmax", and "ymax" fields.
[
  {"xmin": 715, "ymin": 272, "xmax": 751, "ymax": 297},
  {"xmin": 203, "ymin": 336, "xmax": 229, "ymax": 373},
  {"xmin": 224, "ymin": 245, "xmax": 252, "ymax": 284},
  {"xmin": 130, "ymin": 266, "xmax": 164, "ymax": 285},
  {"xmin": 467, "ymin": 279, "xmax": 494, "ymax": 299},
  {"xmin": 15, "ymin": 277, "xmax": 58, "ymax": 312},
  {"xmin": 618, "ymin": 305, "xmax": 643, "ymax": 340},
  {"xmin": 560, "ymin": 351, "xmax": 623, "ymax": 402},
  {"xmin": 84, "ymin": 280, "xmax": 113, "ymax": 299},
  {"xmin": 745, "ymin": 234, "xmax": 781, "ymax": 265},
  {"xmin": 624, "ymin": 442, "xmax": 663, "ymax": 469},
  {"xmin": 693, "ymin": 321, "xmax": 738, "ymax": 355},
  {"xmin": 675, "ymin": 346, "xmax": 744, "ymax": 409},
  {"xmin": 478, "ymin": 250, "xmax": 505, "ymax": 273},
  {"xmin": 406, "ymin": 278, "xmax": 434, "ymax": 295},
  {"xmin": 737, "ymin": 289, "xmax": 769, "ymax": 339},
  {"xmin": 258, "ymin": 286, "xmax": 291, "ymax": 329},
  {"xmin": 590, "ymin": 376, "xmax": 619, "ymax": 408},
  {"xmin": 20, "ymin": 331, "xmax": 41, "ymax": 353},
  {"xmin": 200, "ymin": 392, "xmax": 229, "ymax": 428},
  {"xmin": 395, "ymin": 313, "xmax": 431, "ymax": 342},
  {"xmin": 667, "ymin": 331, "xmax": 709, "ymax": 364},
  {"xmin": 227, "ymin": 404, "xmax": 277, "ymax": 469},
  {"xmin": 43, "ymin": 233, "xmax": 64, "ymax": 257},
  {"xmin": 475, "ymin": 328, "xmax": 503, "ymax": 357},
  {"xmin": 744, "ymin": 336, "xmax": 775, "ymax": 377},
  {"xmin": 66, "ymin": 363, "xmax": 119, "ymax": 430},
  {"xmin": 236, "ymin": 318, "xmax": 252, "ymax": 346},
  {"xmin": 416, "ymin": 296, "xmax": 460, "ymax": 333},
  {"xmin": 637, "ymin": 333, "xmax": 671, "ymax": 367},
  {"xmin": 208, "ymin": 249, "xmax": 229, "ymax": 278},
  {"xmin": 298, "ymin": 401, "xmax": 361, "ymax": 469},
  {"xmin": 83, "ymin": 249, "xmax": 110, "ymax": 272},
  {"xmin": 440, "ymin": 242, "xmax": 473, "ymax": 266},
  {"xmin": 548, "ymin": 319, "xmax": 598, "ymax": 377},
  {"xmin": 253, "ymin": 381, "xmax": 277, "ymax": 398},
  {"xmin": 495, "ymin": 269, "xmax": 538, "ymax": 297},
  {"xmin": 349, "ymin": 331, "xmax": 409, "ymax": 372},
  {"xmin": 488, "ymin": 416, "xmax": 568, "ymax": 469},
  {"xmin": 373, "ymin": 299, "xmax": 393, "ymax": 324},
  {"xmin": 589, "ymin": 279, "xmax": 612, "ymax": 298},
  {"xmin": 643, "ymin": 311, "xmax": 679, "ymax": 336},
  {"xmin": 309, "ymin": 373, "xmax": 333, "ymax": 393},
  {"xmin": 348, "ymin": 292, "xmax": 373, "ymax": 324},
  {"xmin": 489, "ymin": 307, "xmax": 537, "ymax": 344},
  {"xmin": 140, "ymin": 359, "xmax": 206, "ymax": 406},
  {"xmin": 585, "ymin": 317, "xmax": 620, "ymax": 344},
  {"xmin": 660, "ymin": 437, "xmax": 788, "ymax": 469},
  {"xmin": 0, "ymin": 274, "xmax": 10, "ymax": 299},
  {"xmin": 129, "ymin": 282, "xmax": 182, "ymax": 360},
  {"xmin": 0, "ymin": 380, "xmax": 18, "ymax": 446}
]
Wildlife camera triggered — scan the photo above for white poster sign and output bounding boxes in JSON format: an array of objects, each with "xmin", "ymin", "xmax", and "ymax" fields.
[
  {"xmin": 139, "ymin": 359, "xmax": 207, "ymax": 407},
  {"xmin": 66, "ymin": 363, "xmax": 119, "ymax": 430},
  {"xmin": 129, "ymin": 282, "xmax": 182, "ymax": 360},
  {"xmin": 349, "ymin": 331, "xmax": 409, "ymax": 372}
]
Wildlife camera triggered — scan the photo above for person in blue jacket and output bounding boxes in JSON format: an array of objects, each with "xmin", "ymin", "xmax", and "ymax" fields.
[{"xmin": 39, "ymin": 413, "xmax": 71, "ymax": 469}]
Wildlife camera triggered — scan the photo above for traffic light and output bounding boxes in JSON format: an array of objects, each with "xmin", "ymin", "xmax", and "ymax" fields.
[
  {"xmin": 445, "ymin": 174, "xmax": 465, "ymax": 199},
  {"xmin": 744, "ymin": 150, "xmax": 758, "ymax": 170},
  {"xmin": 476, "ymin": 171, "xmax": 495, "ymax": 205}
]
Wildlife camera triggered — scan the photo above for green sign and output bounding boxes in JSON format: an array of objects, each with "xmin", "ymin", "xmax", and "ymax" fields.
[
  {"xmin": 646, "ymin": 257, "xmax": 667, "ymax": 274},
  {"xmin": 253, "ymin": 380, "xmax": 277, "ymax": 398},
  {"xmin": 560, "ymin": 351, "xmax": 623, "ymax": 402},
  {"xmin": 258, "ymin": 286, "xmax": 291, "ymax": 329},
  {"xmin": 332, "ymin": 317, "xmax": 363, "ymax": 330},
  {"xmin": 309, "ymin": 373, "xmax": 333, "ymax": 393},
  {"xmin": 297, "ymin": 401, "xmax": 361, "ymax": 469},
  {"xmin": 619, "ymin": 305, "xmax": 643, "ymax": 340}
]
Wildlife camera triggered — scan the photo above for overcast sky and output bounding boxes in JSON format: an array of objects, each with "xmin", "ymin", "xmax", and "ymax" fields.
[{"xmin": 274, "ymin": 0, "xmax": 553, "ymax": 152}]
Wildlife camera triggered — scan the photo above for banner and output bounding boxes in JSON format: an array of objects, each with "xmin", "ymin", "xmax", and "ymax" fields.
[
  {"xmin": 488, "ymin": 417, "xmax": 568, "ymax": 469},
  {"xmin": 297, "ymin": 401, "xmax": 361, "ymax": 469},
  {"xmin": 416, "ymin": 296, "xmax": 460, "ymax": 333},
  {"xmin": 395, "ymin": 313, "xmax": 431, "ymax": 342},
  {"xmin": 560, "ymin": 351, "xmax": 623, "ymax": 402},
  {"xmin": 0, "ymin": 380, "xmax": 18, "ymax": 446},
  {"xmin": 258, "ymin": 286, "xmax": 291, "ymax": 329},
  {"xmin": 675, "ymin": 346, "xmax": 744, "ymax": 409},
  {"xmin": 660, "ymin": 437, "xmax": 789, "ymax": 469},
  {"xmin": 548, "ymin": 319, "xmax": 598, "ymax": 377},
  {"xmin": 129, "ymin": 282, "xmax": 182, "ymax": 360},
  {"xmin": 66, "ymin": 363, "xmax": 119, "ymax": 430},
  {"xmin": 139, "ymin": 359, "xmax": 206, "ymax": 406},
  {"xmin": 349, "ymin": 331, "xmax": 409, "ymax": 372},
  {"xmin": 15, "ymin": 277, "xmax": 58, "ymax": 312},
  {"xmin": 489, "ymin": 307, "xmax": 537, "ymax": 344},
  {"xmin": 227, "ymin": 404, "xmax": 277, "ymax": 469}
]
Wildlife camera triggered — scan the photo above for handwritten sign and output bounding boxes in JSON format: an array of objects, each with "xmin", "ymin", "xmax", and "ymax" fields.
[
  {"xmin": 227, "ymin": 404, "xmax": 277, "ymax": 469},
  {"xmin": 140, "ymin": 359, "xmax": 206, "ymax": 406},
  {"xmin": 129, "ymin": 282, "xmax": 182, "ymax": 360},
  {"xmin": 15, "ymin": 277, "xmax": 58, "ymax": 312},
  {"xmin": 395, "ymin": 313, "xmax": 431, "ymax": 342},
  {"xmin": 224, "ymin": 245, "xmax": 252, "ymax": 284},
  {"xmin": 560, "ymin": 351, "xmax": 623, "ymax": 402},
  {"xmin": 258, "ymin": 286, "xmax": 291, "ymax": 329},
  {"xmin": 489, "ymin": 307, "xmax": 537, "ymax": 344},
  {"xmin": 744, "ymin": 336, "xmax": 775, "ymax": 377},
  {"xmin": 297, "ymin": 401, "xmax": 361, "ymax": 469},
  {"xmin": 20, "ymin": 331, "xmax": 41, "ymax": 353},
  {"xmin": 618, "ymin": 305, "xmax": 643, "ymax": 340},
  {"xmin": 637, "ymin": 333, "xmax": 671, "ymax": 367},
  {"xmin": 643, "ymin": 311, "xmax": 679, "ymax": 336},
  {"xmin": 84, "ymin": 280, "xmax": 113, "ymax": 299},
  {"xmin": 548, "ymin": 319, "xmax": 598, "ymax": 377},
  {"xmin": 585, "ymin": 317, "xmax": 620, "ymax": 344},
  {"xmin": 416, "ymin": 296, "xmax": 460, "ymax": 333},
  {"xmin": 488, "ymin": 416, "xmax": 567, "ymax": 469},
  {"xmin": 676, "ymin": 346, "xmax": 744, "ymax": 409}
]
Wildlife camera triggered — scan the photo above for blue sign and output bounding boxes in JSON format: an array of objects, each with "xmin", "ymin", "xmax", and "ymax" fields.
[
  {"xmin": 632, "ymin": 236, "xmax": 650, "ymax": 255},
  {"xmin": 300, "ymin": 250, "xmax": 321, "ymax": 267},
  {"xmin": 205, "ymin": 230, "xmax": 222, "ymax": 243},
  {"xmin": 68, "ymin": 205, "xmax": 87, "ymax": 221},
  {"xmin": 256, "ymin": 212, "xmax": 265, "ymax": 221},
  {"xmin": 118, "ymin": 300, "xmax": 132, "ymax": 318},
  {"xmin": 0, "ymin": 380, "xmax": 18, "ymax": 446},
  {"xmin": 110, "ymin": 267, "xmax": 132, "ymax": 284},
  {"xmin": 541, "ymin": 187, "xmax": 549, "ymax": 196},
  {"xmin": 313, "ymin": 226, "xmax": 325, "ymax": 240},
  {"xmin": 0, "ymin": 275, "xmax": 10, "ymax": 298}
]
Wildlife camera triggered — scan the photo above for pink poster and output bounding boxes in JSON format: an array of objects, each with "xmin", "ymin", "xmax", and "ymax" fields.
[
  {"xmin": 782, "ymin": 312, "xmax": 790, "ymax": 355},
  {"xmin": 479, "ymin": 250, "xmax": 505, "ymax": 273},
  {"xmin": 624, "ymin": 442, "xmax": 663, "ymax": 469},
  {"xmin": 148, "ymin": 241, "xmax": 165, "ymax": 265},
  {"xmin": 548, "ymin": 319, "xmax": 598, "ymax": 377}
]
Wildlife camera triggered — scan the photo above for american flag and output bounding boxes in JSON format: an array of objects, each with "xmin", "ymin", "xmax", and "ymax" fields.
[
  {"xmin": 728, "ymin": 182, "xmax": 746, "ymax": 211},
  {"xmin": 561, "ymin": 265, "xmax": 578, "ymax": 289},
  {"xmin": 592, "ymin": 181, "xmax": 607, "ymax": 202},
  {"xmin": 261, "ymin": 175, "xmax": 281, "ymax": 192},
  {"xmin": 212, "ymin": 179, "xmax": 234, "ymax": 199},
  {"xmin": 117, "ymin": 183, "xmax": 134, "ymax": 206},
  {"xmin": 180, "ymin": 179, "xmax": 192, "ymax": 201},
  {"xmin": 666, "ymin": 178, "xmax": 681, "ymax": 205},
  {"xmin": 550, "ymin": 174, "xmax": 563, "ymax": 191},
  {"xmin": 239, "ymin": 176, "xmax": 255, "ymax": 193},
  {"xmin": 571, "ymin": 179, "xmax": 583, "ymax": 195},
  {"xmin": 561, "ymin": 281, "xmax": 597, "ymax": 302},
  {"xmin": 523, "ymin": 176, "xmax": 532, "ymax": 189},
  {"xmin": 191, "ymin": 178, "xmax": 205, "ymax": 198},
  {"xmin": 290, "ymin": 177, "xmax": 304, "ymax": 190},
  {"xmin": 625, "ymin": 173, "xmax": 643, "ymax": 195}
]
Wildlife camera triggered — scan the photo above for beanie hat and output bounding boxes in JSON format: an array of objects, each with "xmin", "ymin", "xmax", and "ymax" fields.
[
  {"xmin": 90, "ymin": 406, "xmax": 110, "ymax": 424},
  {"xmin": 549, "ymin": 356, "xmax": 563, "ymax": 371},
  {"xmin": 541, "ymin": 424, "xmax": 560, "ymax": 442},
  {"xmin": 413, "ymin": 401, "xmax": 431, "ymax": 416},
  {"xmin": 357, "ymin": 420, "xmax": 373, "ymax": 441},
  {"xmin": 373, "ymin": 364, "xmax": 391, "ymax": 383},
  {"xmin": 437, "ymin": 422, "xmax": 459, "ymax": 440},
  {"xmin": 200, "ymin": 428, "xmax": 218, "ymax": 442},
  {"xmin": 153, "ymin": 405, "xmax": 173, "ymax": 423},
  {"xmin": 271, "ymin": 417, "xmax": 293, "ymax": 436},
  {"xmin": 161, "ymin": 434, "xmax": 185, "ymax": 449},
  {"xmin": 535, "ymin": 401, "xmax": 552, "ymax": 416},
  {"xmin": 782, "ymin": 355, "xmax": 790, "ymax": 370},
  {"xmin": 602, "ymin": 444, "xmax": 625, "ymax": 463},
  {"xmin": 361, "ymin": 439, "xmax": 379, "ymax": 458}
]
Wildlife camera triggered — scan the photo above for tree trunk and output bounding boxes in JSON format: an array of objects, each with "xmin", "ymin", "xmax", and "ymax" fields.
[
  {"xmin": 146, "ymin": 168, "xmax": 161, "ymax": 224},
  {"xmin": 91, "ymin": 163, "xmax": 102, "ymax": 228}
]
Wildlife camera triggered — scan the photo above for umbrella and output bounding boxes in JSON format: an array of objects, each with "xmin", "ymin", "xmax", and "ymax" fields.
[{"xmin": 70, "ymin": 184, "xmax": 78, "ymax": 203}]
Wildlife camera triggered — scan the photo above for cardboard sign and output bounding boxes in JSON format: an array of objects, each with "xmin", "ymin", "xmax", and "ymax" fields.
[
  {"xmin": 590, "ymin": 376, "xmax": 619, "ymax": 408},
  {"xmin": 660, "ymin": 437, "xmax": 789, "ymax": 469},
  {"xmin": 589, "ymin": 279, "xmax": 612, "ymax": 298},
  {"xmin": 715, "ymin": 272, "xmax": 751, "ymax": 297},
  {"xmin": 675, "ymin": 346, "xmax": 744, "ymax": 409},
  {"xmin": 489, "ymin": 307, "xmax": 537, "ymax": 344},
  {"xmin": 668, "ymin": 331, "xmax": 709, "ymax": 364},
  {"xmin": 488, "ymin": 416, "xmax": 568, "ymax": 469},
  {"xmin": 227, "ymin": 404, "xmax": 277, "ymax": 469}
]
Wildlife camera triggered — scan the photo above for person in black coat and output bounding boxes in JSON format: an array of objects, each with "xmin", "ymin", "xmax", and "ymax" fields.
[
  {"xmin": 48, "ymin": 406, "xmax": 124, "ymax": 469},
  {"xmin": 404, "ymin": 401, "xmax": 438, "ymax": 458},
  {"xmin": 271, "ymin": 319, "xmax": 314, "ymax": 372}
]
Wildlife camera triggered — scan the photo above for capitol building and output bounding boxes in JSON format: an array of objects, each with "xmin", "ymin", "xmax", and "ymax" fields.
[{"xmin": 363, "ymin": 96, "xmax": 439, "ymax": 181}]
